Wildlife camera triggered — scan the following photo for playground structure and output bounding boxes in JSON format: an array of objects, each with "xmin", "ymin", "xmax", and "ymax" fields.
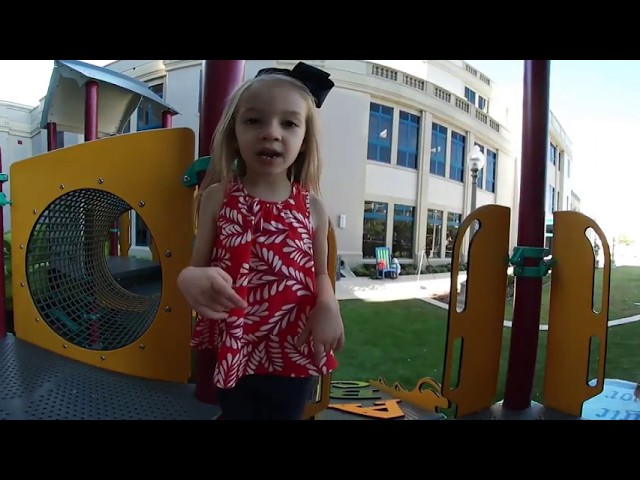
[{"xmin": 0, "ymin": 60, "xmax": 617, "ymax": 420}]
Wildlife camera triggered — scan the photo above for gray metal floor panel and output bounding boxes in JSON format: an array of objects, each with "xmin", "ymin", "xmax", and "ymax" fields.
[
  {"xmin": 0, "ymin": 334, "xmax": 221, "ymax": 420},
  {"xmin": 456, "ymin": 401, "xmax": 583, "ymax": 420}
]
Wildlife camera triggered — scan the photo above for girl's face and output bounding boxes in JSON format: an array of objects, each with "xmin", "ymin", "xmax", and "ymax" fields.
[{"xmin": 234, "ymin": 80, "xmax": 308, "ymax": 180}]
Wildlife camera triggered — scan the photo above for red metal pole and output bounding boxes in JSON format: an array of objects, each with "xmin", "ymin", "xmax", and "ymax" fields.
[
  {"xmin": 47, "ymin": 122, "xmax": 58, "ymax": 151},
  {"xmin": 0, "ymin": 147, "xmax": 7, "ymax": 339},
  {"xmin": 502, "ymin": 60, "xmax": 551, "ymax": 410},
  {"xmin": 84, "ymin": 80, "xmax": 115, "ymax": 258},
  {"xmin": 162, "ymin": 111, "xmax": 172, "ymax": 128},
  {"xmin": 83, "ymin": 80, "xmax": 105, "ymax": 347},
  {"xmin": 194, "ymin": 60, "xmax": 245, "ymax": 405},
  {"xmin": 84, "ymin": 81, "xmax": 99, "ymax": 142},
  {"xmin": 198, "ymin": 60, "xmax": 245, "ymax": 158}
]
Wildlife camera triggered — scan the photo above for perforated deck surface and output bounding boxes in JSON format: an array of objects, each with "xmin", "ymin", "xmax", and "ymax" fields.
[{"xmin": 0, "ymin": 334, "xmax": 221, "ymax": 420}]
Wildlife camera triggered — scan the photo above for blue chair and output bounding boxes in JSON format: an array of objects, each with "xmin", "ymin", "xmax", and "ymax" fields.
[{"xmin": 375, "ymin": 247, "xmax": 396, "ymax": 279}]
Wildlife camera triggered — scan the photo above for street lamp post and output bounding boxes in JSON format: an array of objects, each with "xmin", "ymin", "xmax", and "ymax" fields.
[
  {"xmin": 468, "ymin": 144, "xmax": 485, "ymax": 235},
  {"xmin": 612, "ymin": 236, "xmax": 617, "ymax": 268},
  {"xmin": 459, "ymin": 144, "xmax": 486, "ymax": 298}
]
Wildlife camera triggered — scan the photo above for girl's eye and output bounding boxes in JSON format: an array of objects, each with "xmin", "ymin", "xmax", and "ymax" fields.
[
  {"xmin": 283, "ymin": 120, "xmax": 298, "ymax": 128},
  {"xmin": 245, "ymin": 118, "xmax": 260, "ymax": 125}
]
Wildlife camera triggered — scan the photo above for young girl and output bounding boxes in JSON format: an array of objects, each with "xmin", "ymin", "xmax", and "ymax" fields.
[{"xmin": 177, "ymin": 62, "xmax": 345, "ymax": 420}]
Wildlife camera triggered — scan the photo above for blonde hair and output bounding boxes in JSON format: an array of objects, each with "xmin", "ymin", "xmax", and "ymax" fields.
[{"xmin": 196, "ymin": 74, "xmax": 323, "ymax": 213}]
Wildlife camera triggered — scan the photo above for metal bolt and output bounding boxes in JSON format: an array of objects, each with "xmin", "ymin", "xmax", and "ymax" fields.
[
  {"xmin": 164, "ymin": 306, "xmax": 172, "ymax": 313},
  {"xmin": 63, "ymin": 344, "xmax": 67, "ymax": 349},
  {"xmin": 20, "ymin": 282, "xmax": 24, "ymax": 287},
  {"xmin": 100, "ymin": 355, "xmax": 106, "ymax": 361},
  {"xmin": 98, "ymin": 178, "xmax": 104, "ymax": 184},
  {"xmin": 139, "ymin": 344, "xmax": 145, "ymax": 350},
  {"xmin": 184, "ymin": 175, "xmax": 190, "ymax": 182},
  {"xmin": 138, "ymin": 201, "xmax": 145, "ymax": 207},
  {"xmin": 59, "ymin": 184, "xmax": 64, "ymax": 190},
  {"xmin": 165, "ymin": 250, "xmax": 172, "ymax": 257},
  {"xmin": 32, "ymin": 209, "xmax": 37, "ymax": 214},
  {"xmin": 19, "ymin": 244, "xmax": 24, "ymax": 249},
  {"xmin": 35, "ymin": 317, "xmax": 39, "ymax": 322}
]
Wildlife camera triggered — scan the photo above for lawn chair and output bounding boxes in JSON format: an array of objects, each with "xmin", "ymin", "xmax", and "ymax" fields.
[{"xmin": 375, "ymin": 246, "xmax": 396, "ymax": 279}]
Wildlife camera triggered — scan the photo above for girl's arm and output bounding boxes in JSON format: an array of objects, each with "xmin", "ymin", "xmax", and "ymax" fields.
[
  {"xmin": 310, "ymin": 194, "xmax": 338, "ymax": 308},
  {"xmin": 189, "ymin": 183, "xmax": 224, "ymax": 267},
  {"xmin": 295, "ymin": 193, "xmax": 344, "ymax": 359},
  {"xmin": 177, "ymin": 183, "xmax": 246, "ymax": 318}
]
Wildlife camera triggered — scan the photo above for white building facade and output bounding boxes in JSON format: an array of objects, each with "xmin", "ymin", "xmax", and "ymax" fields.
[{"xmin": 0, "ymin": 60, "xmax": 577, "ymax": 267}]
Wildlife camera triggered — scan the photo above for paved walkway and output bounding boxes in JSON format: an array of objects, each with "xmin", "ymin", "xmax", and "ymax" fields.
[
  {"xmin": 336, "ymin": 272, "xmax": 640, "ymax": 329},
  {"xmin": 335, "ymin": 272, "xmax": 465, "ymax": 303}
]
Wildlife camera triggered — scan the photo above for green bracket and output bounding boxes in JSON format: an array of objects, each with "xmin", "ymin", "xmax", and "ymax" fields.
[
  {"xmin": 509, "ymin": 246, "xmax": 554, "ymax": 278},
  {"xmin": 0, "ymin": 173, "xmax": 8, "ymax": 183},
  {"xmin": 182, "ymin": 156, "xmax": 212, "ymax": 187},
  {"xmin": 0, "ymin": 192, "xmax": 12, "ymax": 207}
]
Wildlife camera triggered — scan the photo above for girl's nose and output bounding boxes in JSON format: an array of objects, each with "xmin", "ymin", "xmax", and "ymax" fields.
[{"xmin": 261, "ymin": 121, "xmax": 282, "ymax": 141}]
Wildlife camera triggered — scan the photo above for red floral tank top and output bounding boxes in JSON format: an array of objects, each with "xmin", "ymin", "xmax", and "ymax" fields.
[{"xmin": 190, "ymin": 180, "xmax": 338, "ymax": 389}]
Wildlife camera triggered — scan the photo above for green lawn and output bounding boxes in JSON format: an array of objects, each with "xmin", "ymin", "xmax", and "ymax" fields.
[
  {"xmin": 504, "ymin": 265, "xmax": 640, "ymax": 324},
  {"xmin": 334, "ymin": 297, "xmax": 640, "ymax": 418}
]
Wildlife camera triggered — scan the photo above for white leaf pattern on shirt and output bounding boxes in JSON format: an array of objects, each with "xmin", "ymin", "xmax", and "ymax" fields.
[{"xmin": 190, "ymin": 182, "xmax": 336, "ymax": 389}]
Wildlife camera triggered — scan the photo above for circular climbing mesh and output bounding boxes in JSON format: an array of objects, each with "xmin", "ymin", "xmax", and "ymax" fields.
[{"xmin": 25, "ymin": 189, "xmax": 161, "ymax": 351}]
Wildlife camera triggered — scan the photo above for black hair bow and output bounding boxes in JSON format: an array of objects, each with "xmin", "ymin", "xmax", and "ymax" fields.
[{"xmin": 255, "ymin": 62, "xmax": 335, "ymax": 108}]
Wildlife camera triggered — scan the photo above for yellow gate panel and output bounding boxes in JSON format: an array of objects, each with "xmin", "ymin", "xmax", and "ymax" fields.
[
  {"xmin": 442, "ymin": 204, "xmax": 510, "ymax": 418},
  {"xmin": 10, "ymin": 128, "xmax": 196, "ymax": 383},
  {"xmin": 543, "ymin": 211, "xmax": 611, "ymax": 416}
]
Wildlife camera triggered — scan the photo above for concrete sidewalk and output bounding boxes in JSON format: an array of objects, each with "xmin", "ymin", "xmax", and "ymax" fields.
[{"xmin": 335, "ymin": 271, "xmax": 466, "ymax": 303}]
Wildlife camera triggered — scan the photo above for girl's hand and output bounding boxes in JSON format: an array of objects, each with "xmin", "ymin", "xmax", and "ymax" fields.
[
  {"xmin": 177, "ymin": 266, "xmax": 247, "ymax": 319},
  {"xmin": 296, "ymin": 300, "xmax": 345, "ymax": 365}
]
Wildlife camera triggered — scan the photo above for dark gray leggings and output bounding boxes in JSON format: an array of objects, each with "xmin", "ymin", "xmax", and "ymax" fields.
[{"xmin": 218, "ymin": 374, "xmax": 314, "ymax": 420}]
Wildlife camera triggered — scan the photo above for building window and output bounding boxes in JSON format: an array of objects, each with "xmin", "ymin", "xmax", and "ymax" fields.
[
  {"xmin": 426, "ymin": 209, "xmax": 443, "ymax": 258},
  {"xmin": 445, "ymin": 212, "xmax": 462, "ymax": 258},
  {"xmin": 137, "ymin": 83, "xmax": 164, "ymax": 132},
  {"xmin": 430, "ymin": 123, "xmax": 447, "ymax": 176},
  {"xmin": 548, "ymin": 185, "xmax": 555, "ymax": 213},
  {"xmin": 397, "ymin": 111, "xmax": 420, "ymax": 169},
  {"xmin": 392, "ymin": 204, "xmax": 415, "ymax": 259},
  {"xmin": 545, "ymin": 222, "xmax": 553, "ymax": 251},
  {"xmin": 549, "ymin": 142, "xmax": 557, "ymax": 165},
  {"xmin": 56, "ymin": 131, "xmax": 65, "ymax": 148},
  {"xmin": 558, "ymin": 151, "xmax": 563, "ymax": 172},
  {"xmin": 367, "ymin": 103, "xmax": 393, "ymax": 164},
  {"xmin": 478, "ymin": 95, "xmax": 487, "ymax": 111},
  {"xmin": 475, "ymin": 143, "xmax": 485, "ymax": 189},
  {"xmin": 464, "ymin": 87, "xmax": 476, "ymax": 105},
  {"xmin": 363, "ymin": 201, "xmax": 388, "ymax": 259},
  {"xmin": 486, "ymin": 149, "xmax": 496, "ymax": 193},
  {"xmin": 449, "ymin": 131, "xmax": 465, "ymax": 182}
]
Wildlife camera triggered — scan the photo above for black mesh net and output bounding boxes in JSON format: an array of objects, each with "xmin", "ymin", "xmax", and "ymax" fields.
[{"xmin": 25, "ymin": 189, "xmax": 160, "ymax": 351}]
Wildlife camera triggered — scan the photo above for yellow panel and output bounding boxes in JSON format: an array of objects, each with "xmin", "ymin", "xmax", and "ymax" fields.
[
  {"xmin": 370, "ymin": 376, "xmax": 450, "ymax": 412},
  {"xmin": 442, "ymin": 204, "xmax": 510, "ymax": 418},
  {"xmin": 543, "ymin": 211, "xmax": 611, "ymax": 416},
  {"xmin": 10, "ymin": 128, "xmax": 196, "ymax": 383},
  {"xmin": 303, "ymin": 219, "xmax": 337, "ymax": 420}
]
